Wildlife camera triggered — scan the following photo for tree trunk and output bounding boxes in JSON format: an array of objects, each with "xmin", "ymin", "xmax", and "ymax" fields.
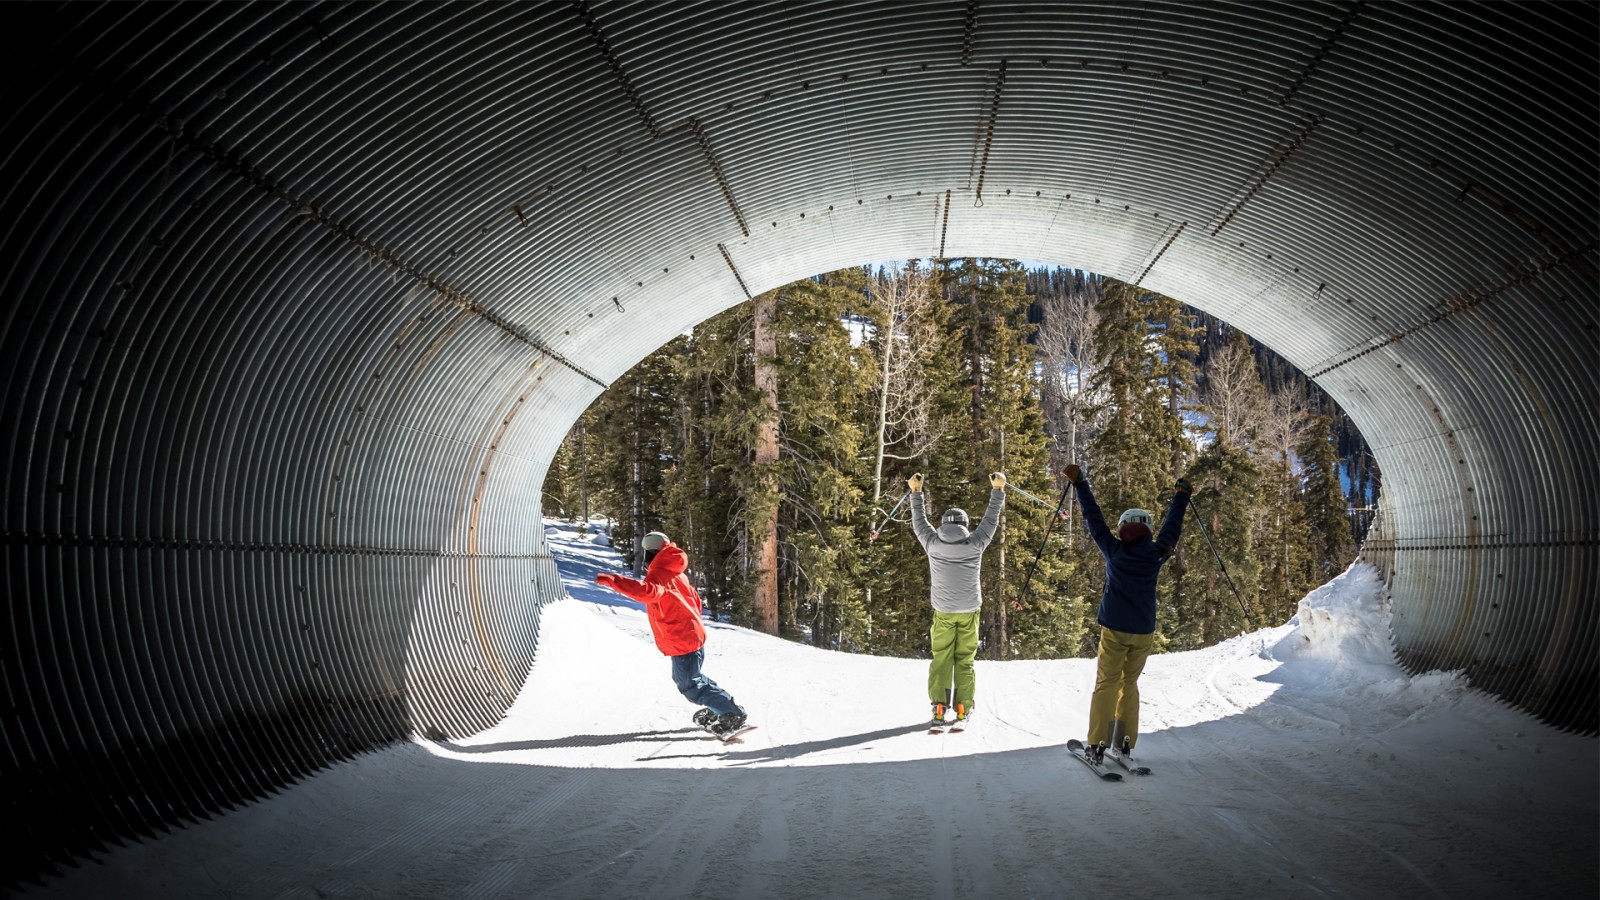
[
  {"xmin": 872, "ymin": 302, "xmax": 894, "ymax": 508},
  {"xmin": 995, "ymin": 427, "xmax": 1008, "ymax": 660},
  {"xmin": 1203, "ymin": 504, "xmax": 1221, "ymax": 644},
  {"xmin": 578, "ymin": 421, "xmax": 589, "ymax": 525},
  {"xmin": 631, "ymin": 383, "xmax": 644, "ymax": 575},
  {"xmin": 753, "ymin": 291, "xmax": 780, "ymax": 635}
]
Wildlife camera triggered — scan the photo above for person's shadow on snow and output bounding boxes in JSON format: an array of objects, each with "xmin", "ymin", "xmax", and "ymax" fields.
[
  {"xmin": 436, "ymin": 728, "xmax": 704, "ymax": 753},
  {"xmin": 643, "ymin": 722, "xmax": 933, "ymax": 765}
]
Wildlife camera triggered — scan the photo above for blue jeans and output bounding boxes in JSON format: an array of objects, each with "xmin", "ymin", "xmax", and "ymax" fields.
[{"xmin": 670, "ymin": 649, "xmax": 743, "ymax": 716}]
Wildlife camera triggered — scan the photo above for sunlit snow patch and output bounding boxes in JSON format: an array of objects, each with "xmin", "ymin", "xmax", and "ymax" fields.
[{"xmin": 1274, "ymin": 561, "xmax": 1468, "ymax": 719}]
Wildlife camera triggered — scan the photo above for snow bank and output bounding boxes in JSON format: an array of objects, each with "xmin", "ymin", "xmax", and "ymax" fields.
[
  {"xmin": 1280, "ymin": 560, "xmax": 1468, "ymax": 716},
  {"xmin": 1289, "ymin": 561, "xmax": 1396, "ymax": 665}
]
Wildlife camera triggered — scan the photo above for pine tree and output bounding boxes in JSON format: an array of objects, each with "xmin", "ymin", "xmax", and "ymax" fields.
[
  {"xmin": 664, "ymin": 306, "xmax": 758, "ymax": 622},
  {"xmin": 936, "ymin": 259, "xmax": 1074, "ymax": 659},
  {"xmin": 542, "ymin": 429, "xmax": 576, "ymax": 519},
  {"xmin": 1182, "ymin": 330, "xmax": 1267, "ymax": 646},
  {"xmin": 583, "ymin": 342, "xmax": 680, "ymax": 572},
  {"xmin": 1257, "ymin": 385, "xmax": 1313, "ymax": 625},
  {"xmin": 1299, "ymin": 409, "xmax": 1356, "ymax": 583},
  {"xmin": 1146, "ymin": 292, "xmax": 1201, "ymax": 646},
  {"xmin": 770, "ymin": 269, "xmax": 873, "ymax": 648},
  {"xmin": 1083, "ymin": 280, "xmax": 1183, "ymax": 650}
]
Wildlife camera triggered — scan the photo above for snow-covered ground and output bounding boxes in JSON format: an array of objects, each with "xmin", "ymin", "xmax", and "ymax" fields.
[{"xmin": 29, "ymin": 519, "xmax": 1597, "ymax": 899}]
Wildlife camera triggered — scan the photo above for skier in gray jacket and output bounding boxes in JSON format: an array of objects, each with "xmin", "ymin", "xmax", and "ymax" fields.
[{"xmin": 908, "ymin": 471, "xmax": 1006, "ymax": 726}]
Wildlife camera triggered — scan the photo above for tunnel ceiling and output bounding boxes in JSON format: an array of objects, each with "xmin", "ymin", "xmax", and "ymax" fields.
[{"xmin": 2, "ymin": 0, "xmax": 1596, "ymax": 884}]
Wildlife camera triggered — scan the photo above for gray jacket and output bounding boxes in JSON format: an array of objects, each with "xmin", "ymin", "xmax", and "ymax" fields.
[{"xmin": 910, "ymin": 489, "xmax": 1005, "ymax": 613}]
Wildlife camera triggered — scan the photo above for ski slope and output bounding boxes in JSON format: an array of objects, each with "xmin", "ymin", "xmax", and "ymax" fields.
[{"xmin": 28, "ymin": 520, "xmax": 1597, "ymax": 899}]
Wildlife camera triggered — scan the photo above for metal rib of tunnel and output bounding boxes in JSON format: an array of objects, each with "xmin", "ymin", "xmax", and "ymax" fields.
[{"xmin": 2, "ymin": 0, "xmax": 1595, "ymax": 885}]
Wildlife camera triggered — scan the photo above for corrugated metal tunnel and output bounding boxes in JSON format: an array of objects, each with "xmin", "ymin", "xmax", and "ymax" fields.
[{"xmin": 3, "ymin": 0, "xmax": 1595, "ymax": 885}]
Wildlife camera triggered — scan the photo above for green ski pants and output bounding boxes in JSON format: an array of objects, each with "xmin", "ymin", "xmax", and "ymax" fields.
[{"xmin": 928, "ymin": 610, "xmax": 981, "ymax": 706}]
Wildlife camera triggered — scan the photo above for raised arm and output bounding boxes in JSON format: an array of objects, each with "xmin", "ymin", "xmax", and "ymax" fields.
[
  {"xmin": 967, "ymin": 472, "xmax": 1007, "ymax": 549},
  {"xmin": 1064, "ymin": 465, "xmax": 1116, "ymax": 556},
  {"xmin": 596, "ymin": 571, "xmax": 665, "ymax": 603},
  {"xmin": 907, "ymin": 473, "xmax": 935, "ymax": 548},
  {"xmin": 1155, "ymin": 477, "xmax": 1192, "ymax": 554}
]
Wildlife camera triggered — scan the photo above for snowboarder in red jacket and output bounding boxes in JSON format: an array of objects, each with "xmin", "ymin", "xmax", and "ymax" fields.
[{"xmin": 595, "ymin": 531, "xmax": 748, "ymax": 736}]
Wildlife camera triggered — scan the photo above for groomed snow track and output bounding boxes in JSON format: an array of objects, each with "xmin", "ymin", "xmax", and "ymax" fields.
[{"xmin": 2, "ymin": 1, "xmax": 1595, "ymax": 887}]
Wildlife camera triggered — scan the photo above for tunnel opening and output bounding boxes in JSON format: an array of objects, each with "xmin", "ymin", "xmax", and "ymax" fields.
[{"xmin": 3, "ymin": 0, "xmax": 1593, "ymax": 889}]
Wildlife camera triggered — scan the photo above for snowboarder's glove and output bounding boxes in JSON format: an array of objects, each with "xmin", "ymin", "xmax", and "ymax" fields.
[
  {"xmin": 1063, "ymin": 464, "xmax": 1082, "ymax": 484},
  {"xmin": 907, "ymin": 473, "xmax": 924, "ymax": 492},
  {"xmin": 990, "ymin": 472, "xmax": 1006, "ymax": 489},
  {"xmin": 1175, "ymin": 477, "xmax": 1192, "ymax": 495},
  {"xmin": 595, "ymin": 573, "xmax": 616, "ymax": 588}
]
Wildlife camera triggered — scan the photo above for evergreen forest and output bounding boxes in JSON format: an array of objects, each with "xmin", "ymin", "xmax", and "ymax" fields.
[{"xmin": 542, "ymin": 261, "xmax": 1380, "ymax": 660}]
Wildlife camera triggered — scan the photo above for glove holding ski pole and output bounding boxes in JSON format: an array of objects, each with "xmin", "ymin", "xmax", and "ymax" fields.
[
  {"xmin": 1063, "ymin": 464, "xmax": 1082, "ymax": 485},
  {"xmin": 907, "ymin": 472, "xmax": 924, "ymax": 493},
  {"xmin": 990, "ymin": 472, "xmax": 1006, "ymax": 489}
]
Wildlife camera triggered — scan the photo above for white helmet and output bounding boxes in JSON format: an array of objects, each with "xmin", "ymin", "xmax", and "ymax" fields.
[{"xmin": 1117, "ymin": 509, "xmax": 1153, "ymax": 529}]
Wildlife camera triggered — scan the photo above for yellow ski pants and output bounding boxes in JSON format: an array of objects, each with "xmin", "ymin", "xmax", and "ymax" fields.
[{"xmin": 1086, "ymin": 626, "xmax": 1155, "ymax": 750}]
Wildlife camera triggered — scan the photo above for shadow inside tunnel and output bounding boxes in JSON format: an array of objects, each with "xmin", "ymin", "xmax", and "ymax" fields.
[
  {"xmin": 716, "ymin": 721, "xmax": 935, "ymax": 765},
  {"xmin": 437, "ymin": 727, "xmax": 705, "ymax": 753},
  {"xmin": 32, "ymin": 707, "xmax": 1597, "ymax": 900}
]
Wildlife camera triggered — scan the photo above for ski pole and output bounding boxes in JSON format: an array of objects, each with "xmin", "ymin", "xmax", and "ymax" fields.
[
  {"xmin": 1006, "ymin": 483, "xmax": 1060, "ymax": 511},
  {"xmin": 1017, "ymin": 479, "xmax": 1075, "ymax": 607},
  {"xmin": 870, "ymin": 490, "xmax": 910, "ymax": 541},
  {"xmin": 1185, "ymin": 493, "xmax": 1256, "ymax": 631}
]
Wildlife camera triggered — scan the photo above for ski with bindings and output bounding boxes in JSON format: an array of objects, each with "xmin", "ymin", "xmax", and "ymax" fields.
[
  {"xmin": 1106, "ymin": 748, "xmax": 1151, "ymax": 776},
  {"xmin": 1066, "ymin": 739, "xmax": 1123, "ymax": 781}
]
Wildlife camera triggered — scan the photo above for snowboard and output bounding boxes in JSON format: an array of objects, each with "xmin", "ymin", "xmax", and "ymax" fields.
[{"xmin": 702, "ymin": 723, "xmax": 757, "ymax": 744}]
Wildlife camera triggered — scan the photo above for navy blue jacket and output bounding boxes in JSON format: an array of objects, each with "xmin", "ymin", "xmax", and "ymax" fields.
[{"xmin": 1075, "ymin": 479, "xmax": 1189, "ymax": 635}]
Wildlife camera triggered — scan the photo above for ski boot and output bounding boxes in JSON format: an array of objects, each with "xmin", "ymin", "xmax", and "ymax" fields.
[
  {"xmin": 693, "ymin": 708, "xmax": 715, "ymax": 730},
  {"xmin": 1108, "ymin": 719, "xmax": 1131, "ymax": 758},
  {"xmin": 710, "ymin": 711, "xmax": 747, "ymax": 737},
  {"xmin": 954, "ymin": 702, "xmax": 971, "ymax": 723},
  {"xmin": 930, "ymin": 702, "xmax": 948, "ymax": 726}
]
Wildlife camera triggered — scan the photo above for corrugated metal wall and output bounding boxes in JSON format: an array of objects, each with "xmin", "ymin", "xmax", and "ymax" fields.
[{"xmin": 2, "ymin": 0, "xmax": 1594, "ymax": 885}]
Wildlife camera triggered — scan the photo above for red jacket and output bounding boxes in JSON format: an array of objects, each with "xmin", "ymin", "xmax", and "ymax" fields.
[{"xmin": 595, "ymin": 541, "xmax": 708, "ymax": 657}]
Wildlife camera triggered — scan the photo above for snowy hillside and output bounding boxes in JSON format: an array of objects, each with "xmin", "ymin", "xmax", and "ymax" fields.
[{"xmin": 27, "ymin": 519, "xmax": 1597, "ymax": 899}]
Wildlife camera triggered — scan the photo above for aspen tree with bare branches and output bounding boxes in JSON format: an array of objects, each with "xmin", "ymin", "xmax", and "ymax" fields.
[
  {"xmin": 1035, "ymin": 270, "xmax": 1104, "ymax": 489},
  {"xmin": 865, "ymin": 261, "xmax": 944, "ymax": 518}
]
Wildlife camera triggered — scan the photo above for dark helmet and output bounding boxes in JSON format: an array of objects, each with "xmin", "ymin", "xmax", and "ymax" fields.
[{"xmin": 941, "ymin": 508, "xmax": 969, "ymax": 528}]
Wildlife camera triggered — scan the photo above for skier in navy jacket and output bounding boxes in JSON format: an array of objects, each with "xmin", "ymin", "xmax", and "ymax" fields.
[{"xmin": 1063, "ymin": 463, "xmax": 1190, "ymax": 765}]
